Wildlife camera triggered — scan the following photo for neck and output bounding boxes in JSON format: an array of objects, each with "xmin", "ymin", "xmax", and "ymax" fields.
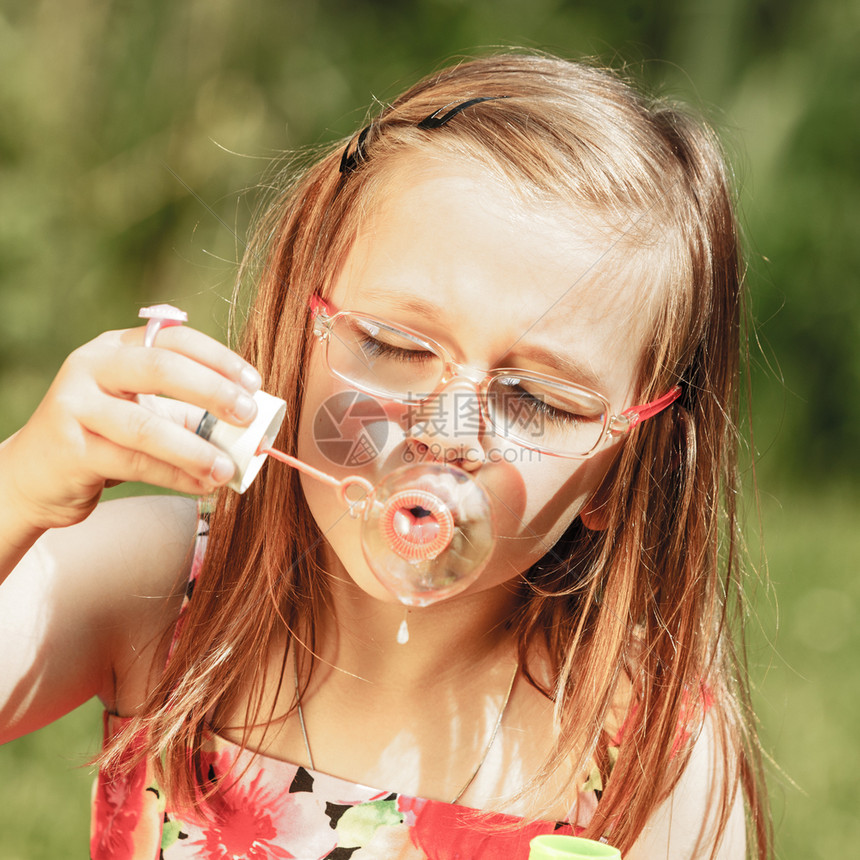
[
  {"xmin": 319, "ymin": 562, "xmax": 523, "ymax": 690},
  {"xmin": 281, "ymin": 552, "xmax": 552, "ymax": 807}
]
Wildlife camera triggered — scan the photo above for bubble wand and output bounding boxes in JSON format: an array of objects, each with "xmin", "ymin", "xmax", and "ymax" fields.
[{"xmin": 204, "ymin": 389, "xmax": 494, "ymax": 607}]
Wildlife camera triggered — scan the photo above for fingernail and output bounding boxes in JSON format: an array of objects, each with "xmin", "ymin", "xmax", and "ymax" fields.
[
  {"xmin": 210, "ymin": 455, "xmax": 235, "ymax": 484},
  {"xmin": 232, "ymin": 392, "xmax": 257, "ymax": 422},
  {"xmin": 240, "ymin": 365, "xmax": 262, "ymax": 393}
]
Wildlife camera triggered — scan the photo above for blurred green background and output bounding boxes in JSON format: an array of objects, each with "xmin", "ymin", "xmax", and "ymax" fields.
[{"xmin": 1, "ymin": 1, "xmax": 857, "ymax": 857}]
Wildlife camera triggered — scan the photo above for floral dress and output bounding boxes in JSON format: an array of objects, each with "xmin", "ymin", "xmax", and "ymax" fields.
[
  {"xmin": 90, "ymin": 516, "xmax": 593, "ymax": 859},
  {"xmin": 91, "ymin": 712, "xmax": 588, "ymax": 859}
]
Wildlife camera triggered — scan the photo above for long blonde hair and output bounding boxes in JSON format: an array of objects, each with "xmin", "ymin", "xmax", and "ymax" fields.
[{"xmin": 105, "ymin": 51, "xmax": 770, "ymax": 858}]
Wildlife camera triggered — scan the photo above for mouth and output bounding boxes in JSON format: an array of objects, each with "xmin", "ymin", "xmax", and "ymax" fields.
[
  {"xmin": 393, "ymin": 505, "xmax": 441, "ymax": 543},
  {"xmin": 379, "ymin": 490, "xmax": 455, "ymax": 561}
]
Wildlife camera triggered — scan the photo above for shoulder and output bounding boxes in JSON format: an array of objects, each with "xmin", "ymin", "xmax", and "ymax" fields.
[
  {"xmin": 36, "ymin": 493, "xmax": 199, "ymax": 628},
  {"xmin": 625, "ymin": 707, "xmax": 747, "ymax": 859},
  {"xmin": 0, "ymin": 494, "xmax": 199, "ymax": 740},
  {"xmin": 90, "ymin": 494, "xmax": 201, "ymax": 713},
  {"xmin": 86, "ymin": 493, "xmax": 200, "ymax": 593}
]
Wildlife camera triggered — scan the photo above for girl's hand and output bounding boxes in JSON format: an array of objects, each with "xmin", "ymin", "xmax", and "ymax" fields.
[{"xmin": 1, "ymin": 323, "xmax": 262, "ymax": 532}]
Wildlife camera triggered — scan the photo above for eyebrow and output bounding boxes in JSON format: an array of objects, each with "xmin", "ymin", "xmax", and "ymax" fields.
[
  {"xmin": 362, "ymin": 289, "xmax": 444, "ymax": 320},
  {"xmin": 360, "ymin": 288, "xmax": 607, "ymax": 392},
  {"xmin": 512, "ymin": 344, "xmax": 606, "ymax": 393}
]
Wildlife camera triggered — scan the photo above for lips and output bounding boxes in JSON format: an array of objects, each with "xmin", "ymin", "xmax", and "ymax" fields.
[
  {"xmin": 393, "ymin": 505, "xmax": 441, "ymax": 544},
  {"xmin": 379, "ymin": 489, "xmax": 455, "ymax": 560}
]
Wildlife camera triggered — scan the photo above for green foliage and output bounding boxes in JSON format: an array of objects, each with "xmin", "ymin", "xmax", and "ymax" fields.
[
  {"xmin": 0, "ymin": 699, "xmax": 101, "ymax": 859},
  {"xmin": 1, "ymin": 0, "xmax": 857, "ymax": 480},
  {"xmin": 747, "ymin": 486, "xmax": 860, "ymax": 858}
]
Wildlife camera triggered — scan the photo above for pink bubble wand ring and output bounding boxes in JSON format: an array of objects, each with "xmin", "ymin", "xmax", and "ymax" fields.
[
  {"xmin": 139, "ymin": 304, "xmax": 189, "ymax": 347},
  {"xmin": 135, "ymin": 304, "xmax": 190, "ymax": 415}
]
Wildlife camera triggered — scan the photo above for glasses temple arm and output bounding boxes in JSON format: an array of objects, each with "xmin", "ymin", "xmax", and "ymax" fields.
[{"xmin": 616, "ymin": 385, "xmax": 683, "ymax": 432}]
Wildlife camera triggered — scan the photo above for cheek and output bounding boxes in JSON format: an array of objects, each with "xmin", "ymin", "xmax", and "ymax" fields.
[
  {"xmin": 297, "ymin": 362, "xmax": 411, "ymax": 480},
  {"xmin": 481, "ymin": 446, "xmax": 616, "ymax": 569},
  {"xmin": 295, "ymin": 356, "xmax": 414, "ymax": 603}
]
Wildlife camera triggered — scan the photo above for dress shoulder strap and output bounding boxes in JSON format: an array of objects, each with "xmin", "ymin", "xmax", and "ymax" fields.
[{"xmin": 165, "ymin": 498, "xmax": 211, "ymax": 665}]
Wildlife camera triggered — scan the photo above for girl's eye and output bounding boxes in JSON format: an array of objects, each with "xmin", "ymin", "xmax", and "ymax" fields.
[
  {"xmin": 492, "ymin": 378, "xmax": 605, "ymax": 434},
  {"xmin": 508, "ymin": 389, "xmax": 584, "ymax": 426},
  {"xmin": 358, "ymin": 333, "xmax": 435, "ymax": 363}
]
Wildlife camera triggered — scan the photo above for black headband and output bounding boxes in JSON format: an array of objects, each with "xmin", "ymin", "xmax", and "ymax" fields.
[
  {"xmin": 417, "ymin": 95, "xmax": 508, "ymax": 129},
  {"xmin": 339, "ymin": 95, "xmax": 509, "ymax": 175}
]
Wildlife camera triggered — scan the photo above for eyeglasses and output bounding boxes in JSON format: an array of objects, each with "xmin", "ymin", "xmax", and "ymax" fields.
[{"xmin": 311, "ymin": 296, "xmax": 681, "ymax": 459}]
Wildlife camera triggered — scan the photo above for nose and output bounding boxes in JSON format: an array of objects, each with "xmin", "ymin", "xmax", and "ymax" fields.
[{"xmin": 406, "ymin": 380, "xmax": 487, "ymax": 471}]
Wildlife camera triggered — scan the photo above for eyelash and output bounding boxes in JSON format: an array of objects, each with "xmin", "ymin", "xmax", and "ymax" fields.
[
  {"xmin": 358, "ymin": 333, "xmax": 435, "ymax": 363},
  {"xmin": 507, "ymin": 389, "xmax": 583, "ymax": 426}
]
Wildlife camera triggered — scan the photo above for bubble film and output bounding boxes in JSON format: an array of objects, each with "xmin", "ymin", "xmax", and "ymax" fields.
[{"xmin": 361, "ymin": 463, "xmax": 495, "ymax": 606}]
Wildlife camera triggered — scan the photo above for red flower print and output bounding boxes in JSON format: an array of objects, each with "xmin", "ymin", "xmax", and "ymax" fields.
[
  {"xmin": 408, "ymin": 799, "xmax": 574, "ymax": 860},
  {"xmin": 91, "ymin": 716, "xmax": 162, "ymax": 860},
  {"xmin": 190, "ymin": 765, "xmax": 296, "ymax": 859}
]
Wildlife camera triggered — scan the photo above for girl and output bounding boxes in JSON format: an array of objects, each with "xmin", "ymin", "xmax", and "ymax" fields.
[{"xmin": 0, "ymin": 53, "xmax": 770, "ymax": 858}]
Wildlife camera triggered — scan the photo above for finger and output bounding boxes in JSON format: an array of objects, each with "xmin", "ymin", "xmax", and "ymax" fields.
[
  {"xmin": 119, "ymin": 325, "xmax": 261, "ymax": 393},
  {"xmin": 97, "ymin": 346, "xmax": 259, "ymax": 428},
  {"xmin": 86, "ymin": 434, "xmax": 225, "ymax": 496},
  {"xmin": 79, "ymin": 397, "xmax": 236, "ymax": 486},
  {"xmin": 136, "ymin": 395, "xmax": 207, "ymax": 433}
]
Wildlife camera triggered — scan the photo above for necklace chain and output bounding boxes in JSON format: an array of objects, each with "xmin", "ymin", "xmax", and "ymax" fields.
[{"xmin": 293, "ymin": 647, "xmax": 518, "ymax": 805}]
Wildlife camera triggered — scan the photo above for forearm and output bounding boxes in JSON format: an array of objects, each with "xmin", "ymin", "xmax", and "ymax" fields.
[{"xmin": 0, "ymin": 434, "xmax": 48, "ymax": 587}]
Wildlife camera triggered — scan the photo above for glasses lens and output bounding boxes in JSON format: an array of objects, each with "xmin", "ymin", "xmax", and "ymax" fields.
[
  {"xmin": 326, "ymin": 315, "xmax": 445, "ymax": 400},
  {"xmin": 487, "ymin": 374, "xmax": 608, "ymax": 456}
]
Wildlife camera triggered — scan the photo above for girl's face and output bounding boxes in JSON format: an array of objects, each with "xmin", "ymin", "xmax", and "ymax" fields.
[{"xmin": 296, "ymin": 156, "xmax": 657, "ymax": 605}]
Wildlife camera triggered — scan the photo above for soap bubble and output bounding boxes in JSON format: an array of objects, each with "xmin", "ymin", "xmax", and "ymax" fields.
[{"xmin": 361, "ymin": 463, "xmax": 495, "ymax": 606}]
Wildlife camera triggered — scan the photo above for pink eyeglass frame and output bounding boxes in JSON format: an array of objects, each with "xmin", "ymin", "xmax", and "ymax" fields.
[{"xmin": 310, "ymin": 295, "xmax": 682, "ymax": 459}]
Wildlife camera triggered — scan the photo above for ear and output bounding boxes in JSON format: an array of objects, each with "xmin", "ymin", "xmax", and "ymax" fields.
[
  {"xmin": 579, "ymin": 458, "xmax": 619, "ymax": 531},
  {"xmin": 579, "ymin": 490, "xmax": 610, "ymax": 531},
  {"xmin": 580, "ymin": 446, "xmax": 625, "ymax": 531}
]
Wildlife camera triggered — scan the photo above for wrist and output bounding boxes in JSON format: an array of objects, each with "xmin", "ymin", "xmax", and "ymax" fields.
[{"xmin": 0, "ymin": 433, "xmax": 51, "ymax": 541}]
